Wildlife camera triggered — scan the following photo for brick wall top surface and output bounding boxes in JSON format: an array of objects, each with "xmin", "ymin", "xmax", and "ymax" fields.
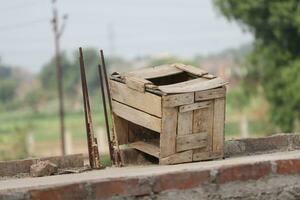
[{"xmin": 1, "ymin": 150, "xmax": 300, "ymax": 200}]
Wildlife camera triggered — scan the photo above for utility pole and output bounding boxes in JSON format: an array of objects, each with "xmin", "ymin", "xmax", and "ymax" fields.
[{"xmin": 51, "ymin": 0, "xmax": 68, "ymax": 155}]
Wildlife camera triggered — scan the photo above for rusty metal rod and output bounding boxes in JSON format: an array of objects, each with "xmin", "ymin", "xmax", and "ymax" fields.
[
  {"xmin": 97, "ymin": 64, "xmax": 113, "ymax": 163},
  {"xmin": 79, "ymin": 47, "xmax": 100, "ymax": 169},
  {"xmin": 100, "ymin": 50, "xmax": 123, "ymax": 166}
]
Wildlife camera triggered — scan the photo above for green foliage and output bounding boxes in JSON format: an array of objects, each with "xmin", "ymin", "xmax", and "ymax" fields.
[
  {"xmin": 214, "ymin": 0, "xmax": 300, "ymax": 131},
  {"xmin": 0, "ymin": 78, "xmax": 17, "ymax": 103}
]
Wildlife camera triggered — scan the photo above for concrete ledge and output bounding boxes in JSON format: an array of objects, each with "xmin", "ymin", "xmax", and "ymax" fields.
[
  {"xmin": 0, "ymin": 154, "xmax": 84, "ymax": 177},
  {"xmin": 1, "ymin": 150, "xmax": 300, "ymax": 200}
]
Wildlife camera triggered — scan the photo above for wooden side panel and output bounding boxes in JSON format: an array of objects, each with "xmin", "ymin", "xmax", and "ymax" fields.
[
  {"xmin": 112, "ymin": 114, "xmax": 128, "ymax": 145},
  {"xmin": 192, "ymin": 150, "xmax": 210, "ymax": 161},
  {"xmin": 110, "ymin": 80, "xmax": 162, "ymax": 117},
  {"xmin": 177, "ymin": 111, "xmax": 193, "ymax": 136},
  {"xmin": 160, "ymin": 107, "xmax": 178, "ymax": 157},
  {"xmin": 160, "ymin": 150, "xmax": 193, "ymax": 165},
  {"xmin": 212, "ymin": 98, "xmax": 226, "ymax": 156},
  {"xmin": 195, "ymin": 87, "xmax": 225, "ymax": 101},
  {"xmin": 162, "ymin": 93, "xmax": 194, "ymax": 107},
  {"xmin": 176, "ymin": 132, "xmax": 207, "ymax": 152},
  {"xmin": 112, "ymin": 101, "xmax": 161, "ymax": 133}
]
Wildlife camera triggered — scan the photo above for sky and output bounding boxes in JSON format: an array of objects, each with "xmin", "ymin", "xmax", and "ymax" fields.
[{"xmin": 0, "ymin": 0, "xmax": 253, "ymax": 72}]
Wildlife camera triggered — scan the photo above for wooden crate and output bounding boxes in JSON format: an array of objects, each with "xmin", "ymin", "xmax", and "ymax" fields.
[{"xmin": 110, "ymin": 63, "xmax": 227, "ymax": 165}]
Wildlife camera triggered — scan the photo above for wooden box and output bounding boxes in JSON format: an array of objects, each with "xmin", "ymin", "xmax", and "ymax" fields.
[{"xmin": 110, "ymin": 63, "xmax": 227, "ymax": 165}]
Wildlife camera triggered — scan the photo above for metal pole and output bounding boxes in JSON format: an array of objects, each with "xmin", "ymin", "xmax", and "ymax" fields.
[
  {"xmin": 52, "ymin": 1, "xmax": 66, "ymax": 155},
  {"xmin": 79, "ymin": 47, "xmax": 100, "ymax": 169},
  {"xmin": 97, "ymin": 64, "xmax": 113, "ymax": 163},
  {"xmin": 100, "ymin": 50, "xmax": 123, "ymax": 166}
]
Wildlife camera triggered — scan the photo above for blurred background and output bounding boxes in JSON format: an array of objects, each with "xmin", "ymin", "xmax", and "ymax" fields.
[{"xmin": 0, "ymin": 0, "xmax": 299, "ymax": 161}]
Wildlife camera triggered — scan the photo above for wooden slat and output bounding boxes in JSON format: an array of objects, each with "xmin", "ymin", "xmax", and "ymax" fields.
[
  {"xmin": 177, "ymin": 111, "xmax": 193, "ymax": 136},
  {"xmin": 195, "ymin": 87, "xmax": 225, "ymax": 101},
  {"xmin": 125, "ymin": 65, "xmax": 183, "ymax": 79},
  {"xmin": 160, "ymin": 107, "xmax": 178, "ymax": 157},
  {"xmin": 110, "ymin": 80, "xmax": 162, "ymax": 117},
  {"xmin": 162, "ymin": 93, "xmax": 194, "ymax": 107},
  {"xmin": 172, "ymin": 63, "xmax": 208, "ymax": 77},
  {"xmin": 176, "ymin": 132, "xmax": 207, "ymax": 152},
  {"xmin": 160, "ymin": 150, "xmax": 193, "ymax": 165},
  {"xmin": 112, "ymin": 114, "xmax": 128, "ymax": 145},
  {"xmin": 112, "ymin": 101, "xmax": 161, "ymax": 133},
  {"xmin": 125, "ymin": 76, "xmax": 153, "ymax": 92},
  {"xmin": 179, "ymin": 101, "xmax": 211, "ymax": 113},
  {"xmin": 129, "ymin": 141, "xmax": 160, "ymax": 158},
  {"xmin": 192, "ymin": 102, "xmax": 214, "ymax": 156},
  {"xmin": 158, "ymin": 77, "xmax": 227, "ymax": 94},
  {"xmin": 192, "ymin": 150, "xmax": 210, "ymax": 161},
  {"xmin": 212, "ymin": 98, "xmax": 226, "ymax": 155}
]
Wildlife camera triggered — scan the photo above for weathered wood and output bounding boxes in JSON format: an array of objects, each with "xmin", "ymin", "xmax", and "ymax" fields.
[
  {"xmin": 160, "ymin": 107, "xmax": 178, "ymax": 157},
  {"xmin": 110, "ymin": 80, "xmax": 162, "ymax": 117},
  {"xmin": 112, "ymin": 100, "xmax": 161, "ymax": 133},
  {"xmin": 125, "ymin": 75, "xmax": 153, "ymax": 92},
  {"xmin": 172, "ymin": 63, "xmax": 208, "ymax": 77},
  {"xmin": 202, "ymin": 74, "xmax": 216, "ymax": 79},
  {"xmin": 129, "ymin": 141, "xmax": 160, "ymax": 158},
  {"xmin": 192, "ymin": 150, "xmax": 210, "ymax": 161},
  {"xmin": 162, "ymin": 93, "xmax": 194, "ymax": 107},
  {"xmin": 212, "ymin": 98, "xmax": 226, "ymax": 155},
  {"xmin": 125, "ymin": 64, "xmax": 183, "ymax": 79},
  {"xmin": 160, "ymin": 150, "xmax": 193, "ymax": 165},
  {"xmin": 179, "ymin": 101, "xmax": 212, "ymax": 113},
  {"xmin": 176, "ymin": 132, "xmax": 207, "ymax": 152},
  {"xmin": 158, "ymin": 77, "xmax": 226, "ymax": 94},
  {"xmin": 195, "ymin": 87, "xmax": 225, "ymax": 101},
  {"xmin": 177, "ymin": 111, "xmax": 193, "ymax": 135},
  {"xmin": 112, "ymin": 114, "xmax": 128, "ymax": 145}
]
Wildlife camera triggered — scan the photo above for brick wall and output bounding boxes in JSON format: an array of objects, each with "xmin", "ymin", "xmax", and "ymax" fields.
[{"xmin": 1, "ymin": 154, "xmax": 300, "ymax": 200}]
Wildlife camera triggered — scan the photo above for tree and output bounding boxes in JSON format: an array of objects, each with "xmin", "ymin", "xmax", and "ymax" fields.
[{"xmin": 214, "ymin": 0, "xmax": 300, "ymax": 131}]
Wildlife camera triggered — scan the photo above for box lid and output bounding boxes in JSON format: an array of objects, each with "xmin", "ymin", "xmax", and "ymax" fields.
[{"xmin": 111, "ymin": 63, "xmax": 227, "ymax": 94}]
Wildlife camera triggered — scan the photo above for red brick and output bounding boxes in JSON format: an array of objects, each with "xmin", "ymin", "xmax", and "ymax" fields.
[
  {"xmin": 217, "ymin": 161, "xmax": 271, "ymax": 184},
  {"xmin": 91, "ymin": 177, "xmax": 151, "ymax": 198},
  {"xmin": 152, "ymin": 170, "xmax": 210, "ymax": 193},
  {"xmin": 276, "ymin": 159, "xmax": 300, "ymax": 175},
  {"xmin": 30, "ymin": 183, "xmax": 88, "ymax": 200}
]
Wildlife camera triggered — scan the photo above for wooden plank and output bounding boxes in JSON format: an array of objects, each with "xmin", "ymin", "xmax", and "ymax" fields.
[
  {"xmin": 110, "ymin": 80, "xmax": 162, "ymax": 117},
  {"xmin": 160, "ymin": 150, "xmax": 193, "ymax": 165},
  {"xmin": 179, "ymin": 101, "xmax": 212, "ymax": 113},
  {"xmin": 195, "ymin": 87, "xmax": 225, "ymax": 101},
  {"xmin": 158, "ymin": 77, "xmax": 227, "ymax": 94},
  {"xmin": 193, "ymin": 102, "xmax": 214, "ymax": 155},
  {"xmin": 212, "ymin": 98, "xmax": 226, "ymax": 155},
  {"xmin": 112, "ymin": 100, "xmax": 161, "ymax": 133},
  {"xmin": 112, "ymin": 114, "xmax": 128, "ymax": 145},
  {"xmin": 160, "ymin": 107, "xmax": 178, "ymax": 157},
  {"xmin": 172, "ymin": 63, "xmax": 208, "ymax": 77},
  {"xmin": 177, "ymin": 111, "xmax": 193, "ymax": 135},
  {"xmin": 162, "ymin": 93, "xmax": 194, "ymax": 107},
  {"xmin": 192, "ymin": 150, "xmax": 222, "ymax": 161},
  {"xmin": 176, "ymin": 132, "xmax": 207, "ymax": 152},
  {"xmin": 125, "ymin": 76, "xmax": 153, "ymax": 92},
  {"xmin": 124, "ymin": 64, "xmax": 183, "ymax": 79},
  {"xmin": 192, "ymin": 150, "xmax": 210, "ymax": 161},
  {"xmin": 129, "ymin": 141, "xmax": 160, "ymax": 158}
]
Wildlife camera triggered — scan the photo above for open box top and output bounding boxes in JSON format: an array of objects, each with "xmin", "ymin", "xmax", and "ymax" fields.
[{"xmin": 111, "ymin": 63, "xmax": 227, "ymax": 95}]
